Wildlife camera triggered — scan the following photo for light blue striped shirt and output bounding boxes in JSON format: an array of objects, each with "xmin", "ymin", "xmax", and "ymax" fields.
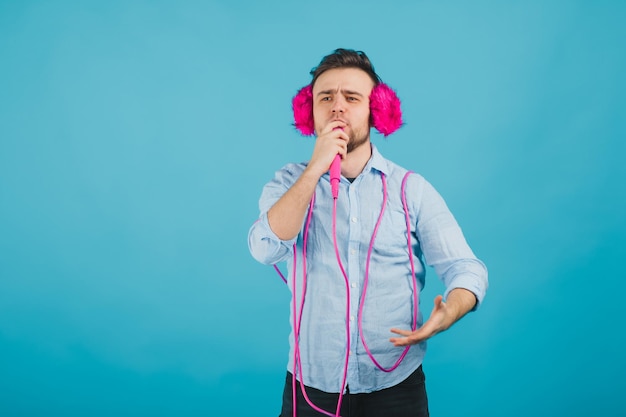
[{"xmin": 248, "ymin": 145, "xmax": 488, "ymax": 394}]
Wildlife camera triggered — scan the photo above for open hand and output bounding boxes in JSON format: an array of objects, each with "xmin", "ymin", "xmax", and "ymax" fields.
[{"xmin": 389, "ymin": 295, "xmax": 451, "ymax": 347}]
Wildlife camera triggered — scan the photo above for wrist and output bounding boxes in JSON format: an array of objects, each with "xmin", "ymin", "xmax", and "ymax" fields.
[
  {"xmin": 446, "ymin": 288, "xmax": 477, "ymax": 321},
  {"xmin": 302, "ymin": 164, "xmax": 325, "ymax": 181}
]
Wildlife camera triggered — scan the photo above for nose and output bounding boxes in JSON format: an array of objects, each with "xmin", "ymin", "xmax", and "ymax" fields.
[{"xmin": 331, "ymin": 96, "xmax": 345, "ymax": 114}]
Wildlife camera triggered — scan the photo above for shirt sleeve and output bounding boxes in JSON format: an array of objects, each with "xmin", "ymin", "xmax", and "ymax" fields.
[
  {"xmin": 410, "ymin": 175, "xmax": 488, "ymax": 309},
  {"xmin": 247, "ymin": 163, "xmax": 302, "ymax": 265}
]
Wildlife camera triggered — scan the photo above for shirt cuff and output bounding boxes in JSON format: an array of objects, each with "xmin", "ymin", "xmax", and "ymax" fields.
[{"xmin": 443, "ymin": 270, "xmax": 488, "ymax": 310}]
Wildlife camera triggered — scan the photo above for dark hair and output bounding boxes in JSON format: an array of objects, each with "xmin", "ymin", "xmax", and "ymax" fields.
[{"xmin": 310, "ymin": 48, "xmax": 381, "ymax": 87}]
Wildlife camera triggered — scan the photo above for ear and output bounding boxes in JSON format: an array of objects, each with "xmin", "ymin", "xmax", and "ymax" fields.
[
  {"xmin": 292, "ymin": 85, "xmax": 315, "ymax": 136},
  {"xmin": 370, "ymin": 83, "xmax": 403, "ymax": 136}
]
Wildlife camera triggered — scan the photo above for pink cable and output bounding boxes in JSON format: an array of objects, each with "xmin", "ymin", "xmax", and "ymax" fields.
[
  {"xmin": 291, "ymin": 240, "xmax": 299, "ymax": 417},
  {"xmin": 401, "ymin": 172, "xmax": 419, "ymax": 339},
  {"xmin": 289, "ymin": 193, "xmax": 341, "ymax": 417},
  {"xmin": 266, "ymin": 196, "xmax": 331, "ymax": 416},
  {"xmin": 274, "ymin": 265, "xmax": 287, "ymax": 284},
  {"xmin": 293, "ymin": 195, "xmax": 350, "ymax": 417},
  {"xmin": 297, "ymin": 195, "xmax": 336, "ymax": 416},
  {"xmin": 293, "ymin": 193, "xmax": 351, "ymax": 417},
  {"xmin": 292, "ymin": 194, "xmax": 339, "ymax": 417},
  {"xmin": 330, "ymin": 196, "xmax": 351, "ymax": 417},
  {"xmin": 358, "ymin": 171, "xmax": 419, "ymax": 372},
  {"xmin": 275, "ymin": 170, "xmax": 418, "ymax": 416}
]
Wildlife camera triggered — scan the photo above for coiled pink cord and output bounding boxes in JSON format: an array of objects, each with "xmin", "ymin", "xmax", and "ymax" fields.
[
  {"xmin": 358, "ymin": 171, "xmax": 418, "ymax": 372},
  {"xmin": 275, "ymin": 171, "xmax": 418, "ymax": 417}
]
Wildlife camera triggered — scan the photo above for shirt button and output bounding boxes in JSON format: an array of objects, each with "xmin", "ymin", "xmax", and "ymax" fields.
[
  {"xmin": 351, "ymin": 282, "xmax": 357, "ymax": 288},
  {"xmin": 351, "ymin": 217, "xmax": 357, "ymax": 223},
  {"xmin": 350, "ymin": 315, "xmax": 355, "ymax": 321},
  {"xmin": 350, "ymin": 249, "xmax": 356, "ymax": 255}
]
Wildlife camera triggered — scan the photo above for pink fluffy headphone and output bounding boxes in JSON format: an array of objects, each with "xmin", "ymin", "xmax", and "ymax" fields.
[{"xmin": 292, "ymin": 83, "xmax": 403, "ymax": 137}]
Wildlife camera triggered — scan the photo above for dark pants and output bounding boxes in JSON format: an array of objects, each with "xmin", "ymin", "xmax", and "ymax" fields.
[{"xmin": 279, "ymin": 366, "xmax": 429, "ymax": 417}]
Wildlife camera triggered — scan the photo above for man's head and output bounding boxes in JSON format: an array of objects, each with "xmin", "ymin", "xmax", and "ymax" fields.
[
  {"xmin": 292, "ymin": 49, "xmax": 402, "ymax": 139},
  {"xmin": 312, "ymin": 67, "xmax": 373, "ymax": 153},
  {"xmin": 311, "ymin": 49, "xmax": 381, "ymax": 153}
]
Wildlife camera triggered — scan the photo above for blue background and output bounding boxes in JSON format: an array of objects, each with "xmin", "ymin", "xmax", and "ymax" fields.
[{"xmin": 1, "ymin": 1, "xmax": 624, "ymax": 416}]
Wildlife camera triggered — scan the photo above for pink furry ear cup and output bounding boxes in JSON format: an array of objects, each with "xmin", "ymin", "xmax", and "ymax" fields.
[
  {"xmin": 370, "ymin": 83, "xmax": 403, "ymax": 136},
  {"xmin": 292, "ymin": 85, "xmax": 315, "ymax": 136}
]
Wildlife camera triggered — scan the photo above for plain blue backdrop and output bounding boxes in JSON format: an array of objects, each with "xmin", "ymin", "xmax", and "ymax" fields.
[{"xmin": 1, "ymin": 1, "xmax": 624, "ymax": 416}]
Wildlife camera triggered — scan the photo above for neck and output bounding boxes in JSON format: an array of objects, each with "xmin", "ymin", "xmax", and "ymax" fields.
[{"xmin": 341, "ymin": 140, "xmax": 372, "ymax": 178}]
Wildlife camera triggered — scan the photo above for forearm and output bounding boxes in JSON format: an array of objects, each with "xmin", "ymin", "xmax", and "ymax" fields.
[
  {"xmin": 267, "ymin": 167, "xmax": 321, "ymax": 240},
  {"xmin": 443, "ymin": 288, "xmax": 477, "ymax": 330}
]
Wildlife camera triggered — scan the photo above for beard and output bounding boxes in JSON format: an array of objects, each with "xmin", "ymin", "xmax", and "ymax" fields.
[{"xmin": 346, "ymin": 127, "xmax": 370, "ymax": 153}]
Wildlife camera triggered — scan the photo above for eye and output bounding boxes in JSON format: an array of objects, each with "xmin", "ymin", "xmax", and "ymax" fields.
[
  {"xmin": 320, "ymin": 96, "xmax": 331, "ymax": 102},
  {"xmin": 347, "ymin": 96, "xmax": 359, "ymax": 102}
]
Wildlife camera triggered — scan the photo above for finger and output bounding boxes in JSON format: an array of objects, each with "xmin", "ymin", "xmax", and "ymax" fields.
[
  {"xmin": 330, "ymin": 127, "xmax": 350, "ymax": 142},
  {"xmin": 317, "ymin": 128, "xmax": 349, "ymax": 147},
  {"xmin": 329, "ymin": 132, "xmax": 350, "ymax": 158},
  {"xmin": 389, "ymin": 328, "xmax": 410, "ymax": 346},
  {"xmin": 389, "ymin": 335, "xmax": 421, "ymax": 347},
  {"xmin": 321, "ymin": 120, "xmax": 347, "ymax": 134},
  {"xmin": 434, "ymin": 295, "xmax": 444, "ymax": 307},
  {"xmin": 389, "ymin": 337, "xmax": 409, "ymax": 347},
  {"xmin": 390, "ymin": 328, "xmax": 412, "ymax": 337}
]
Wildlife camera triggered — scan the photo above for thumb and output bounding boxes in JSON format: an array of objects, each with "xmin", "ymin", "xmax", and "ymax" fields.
[{"xmin": 433, "ymin": 295, "xmax": 444, "ymax": 309}]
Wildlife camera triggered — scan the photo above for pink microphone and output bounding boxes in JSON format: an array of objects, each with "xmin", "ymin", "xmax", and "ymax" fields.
[
  {"xmin": 330, "ymin": 154, "xmax": 341, "ymax": 199},
  {"xmin": 329, "ymin": 126, "xmax": 343, "ymax": 199}
]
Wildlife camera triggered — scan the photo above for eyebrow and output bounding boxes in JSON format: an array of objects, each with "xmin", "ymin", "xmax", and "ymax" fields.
[{"xmin": 317, "ymin": 89, "xmax": 364, "ymax": 97}]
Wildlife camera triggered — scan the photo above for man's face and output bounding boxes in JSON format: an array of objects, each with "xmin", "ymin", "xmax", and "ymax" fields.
[{"xmin": 312, "ymin": 68, "xmax": 374, "ymax": 153}]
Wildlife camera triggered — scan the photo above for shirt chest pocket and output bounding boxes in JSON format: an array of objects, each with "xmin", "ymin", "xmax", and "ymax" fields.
[{"xmin": 364, "ymin": 201, "xmax": 419, "ymax": 262}]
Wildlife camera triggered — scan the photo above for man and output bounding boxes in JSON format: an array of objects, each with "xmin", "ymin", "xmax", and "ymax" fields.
[{"xmin": 248, "ymin": 48, "xmax": 488, "ymax": 417}]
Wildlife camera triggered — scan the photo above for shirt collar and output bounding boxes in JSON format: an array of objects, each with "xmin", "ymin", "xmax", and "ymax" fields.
[{"xmin": 364, "ymin": 143, "xmax": 390, "ymax": 176}]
